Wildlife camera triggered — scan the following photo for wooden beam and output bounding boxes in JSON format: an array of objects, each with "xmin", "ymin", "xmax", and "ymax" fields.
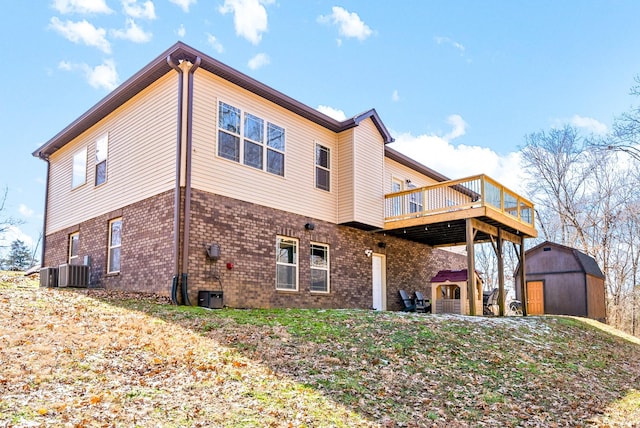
[
  {"xmin": 519, "ymin": 235, "xmax": 528, "ymax": 316},
  {"xmin": 466, "ymin": 218, "xmax": 476, "ymax": 316},
  {"xmin": 497, "ymin": 228, "xmax": 505, "ymax": 316}
]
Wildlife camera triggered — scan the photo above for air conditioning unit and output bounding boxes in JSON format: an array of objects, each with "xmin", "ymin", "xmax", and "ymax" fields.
[
  {"xmin": 58, "ymin": 264, "xmax": 90, "ymax": 288},
  {"xmin": 198, "ymin": 290, "xmax": 223, "ymax": 309},
  {"xmin": 39, "ymin": 267, "xmax": 59, "ymax": 288}
]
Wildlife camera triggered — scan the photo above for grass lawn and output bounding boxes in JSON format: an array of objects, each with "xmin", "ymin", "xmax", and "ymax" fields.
[{"xmin": 1, "ymin": 272, "xmax": 639, "ymax": 427}]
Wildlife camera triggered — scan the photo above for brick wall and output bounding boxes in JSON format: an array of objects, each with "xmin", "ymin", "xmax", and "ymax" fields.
[
  {"xmin": 43, "ymin": 190, "xmax": 175, "ymax": 295},
  {"xmin": 187, "ymin": 189, "xmax": 466, "ymax": 309},
  {"xmin": 43, "ymin": 188, "xmax": 466, "ymax": 309}
]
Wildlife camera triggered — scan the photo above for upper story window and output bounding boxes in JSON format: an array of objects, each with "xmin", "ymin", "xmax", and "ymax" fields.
[
  {"xmin": 315, "ymin": 143, "xmax": 330, "ymax": 191},
  {"xmin": 108, "ymin": 218, "xmax": 122, "ymax": 274},
  {"xmin": 276, "ymin": 236, "xmax": 298, "ymax": 291},
  {"xmin": 95, "ymin": 134, "xmax": 108, "ymax": 186},
  {"xmin": 217, "ymin": 101, "xmax": 285, "ymax": 176},
  {"xmin": 68, "ymin": 232, "xmax": 79, "ymax": 264},
  {"xmin": 72, "ymin": 148, "xmax": 87, "ymax": 189}
]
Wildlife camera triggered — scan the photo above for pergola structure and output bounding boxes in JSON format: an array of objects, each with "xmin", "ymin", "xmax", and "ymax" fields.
[{"xmin": 384, "ymin": 174, "xmax": 538, "ymax": 316}]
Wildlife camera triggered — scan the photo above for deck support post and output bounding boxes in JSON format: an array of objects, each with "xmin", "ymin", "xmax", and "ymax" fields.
[
  {"xmin": 519, "ymin": 236, "xmax": 528, "ymax": 316},
  {"xmin": 466, "ymin": 218, "xmax": 477, "ymax": 316},
  {"xmin": 497, "ymin": 228, "xmax": 505, "ymax": 316}
]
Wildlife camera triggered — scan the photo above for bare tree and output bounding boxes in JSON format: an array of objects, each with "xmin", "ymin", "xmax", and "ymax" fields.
[
  {"xmin": 0, "ymin": 186, "xmax": 23, "ymax": 245},
  {"xmin": 520, "ymin": 125, "xmax": 594, "ymax": 250}
]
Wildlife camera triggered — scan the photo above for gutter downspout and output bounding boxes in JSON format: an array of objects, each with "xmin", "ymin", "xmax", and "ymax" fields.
[
  {"xmin": 37, "ymin": 153, "xmax": 50, "ymax": 269},
  {"xmin": 167, "ymin": 55, "xmax": 184, "ymax": 305},
  {"xmin": 180, "ymin": 56, "xmax": 201, "ymax": 306}
]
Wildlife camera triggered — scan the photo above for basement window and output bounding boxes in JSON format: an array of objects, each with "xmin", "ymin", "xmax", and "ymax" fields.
[{"xmin": 276, "ymin": 236, "xmax": 298, "ymax": 291}]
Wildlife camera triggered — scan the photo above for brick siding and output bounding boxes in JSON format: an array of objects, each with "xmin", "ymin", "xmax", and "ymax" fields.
[{"xmin": 43, "ymin": 188, "xmax": 465, "ymax": 309}]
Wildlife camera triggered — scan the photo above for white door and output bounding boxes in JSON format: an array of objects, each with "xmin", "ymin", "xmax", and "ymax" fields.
[{"xmin": 372, "ymin": 254, "xmax": 386, "ymax": 310}]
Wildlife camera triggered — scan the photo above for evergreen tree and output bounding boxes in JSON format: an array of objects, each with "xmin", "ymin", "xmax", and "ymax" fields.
[{"xmin": 3, "ymin": 239, "xmax": 32, "ymax": 271}]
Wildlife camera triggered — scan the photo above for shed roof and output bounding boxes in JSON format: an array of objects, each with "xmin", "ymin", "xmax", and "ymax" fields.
[
  {"xmin": 430, "ymin": 269, "xmax": 483, "ymax": 283},
  {"xmin": 526, "ymin": 241, "xmax": 605, "ymax": 279},
  {"xmin": 33, "ymin": 41, "xmax": 394, "ymax": 159}
]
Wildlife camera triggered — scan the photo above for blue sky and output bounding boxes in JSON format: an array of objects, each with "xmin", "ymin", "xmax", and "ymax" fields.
[{"xmin": 2, "ymin": 0, "xmax": 640, "ymax": 256}]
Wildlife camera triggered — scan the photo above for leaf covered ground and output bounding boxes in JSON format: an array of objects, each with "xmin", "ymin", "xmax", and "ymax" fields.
[{"xmin": 1, "ymin": 275, "xmax": 639, "ymax": 427}]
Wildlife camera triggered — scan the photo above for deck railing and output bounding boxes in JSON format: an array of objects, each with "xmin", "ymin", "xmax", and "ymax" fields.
[{"xmin": 384, "ymin": 174, "xmax": 534, "ymax": 227}]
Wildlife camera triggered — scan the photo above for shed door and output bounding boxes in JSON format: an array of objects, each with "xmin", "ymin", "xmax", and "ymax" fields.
[
  {"xmin": 372, "ymin": 254, "xmax": 386, "ymax": 310},
  {"xmin": 527, "ymin": 281, "xmax": 545, "ymax": 315}
]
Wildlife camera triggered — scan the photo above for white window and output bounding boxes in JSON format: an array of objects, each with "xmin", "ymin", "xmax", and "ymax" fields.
[
  {"xmin": 95, "ymin": 134, "xmax": 108, "ymax": 186},
  {"xmin": 72, "ymin": 148, "xmax": 87, "ymax": 189},
  {"xmin": 107, "ymin": 218, "xmax": 122, "ymax": 274},
  {"xmin": 310, "ymin": 243, "xmax": 329, "ymax": 293},
  {"xmin": 407, "ymin": 182, "xmax": 423, "ymax": 213},
  {"xmin": 276, "ymin": 236, "xmax": 298, "ymax": 290},
  {"xmin": 315, "ymin": 144, "xmax": 330, "ymax": 191},
  {"xmin": 68, "ymin": 232, "xmax": 79, "ymax": 264},
  {"xmin": 391, "ymin": 178, "xmax": 403, "ymax": 216},
  {"xmin": 217, "ymin": 101, "xmax": 285, "ymax": 176}
]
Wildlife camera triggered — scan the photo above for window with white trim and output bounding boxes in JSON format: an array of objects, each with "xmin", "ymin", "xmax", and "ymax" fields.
[
  {"xmin": 407, "ymin": 182, "xmax": 423, "ymax": 213},
  {"xmin": 72, "ymin": 148, "xmax": 87, "ymax": 189},
  {"xmin": 217, "ymin": 101, "xmax": 285, "ymax": 176},
  {"xmin": 276, "ymin": 236, "xmax": 298, "ymax": 290},
  {"xmin": 310, "ymin": 242, "xmax": 329, "ymax": 293},
  {"xmin": 315, "ymin": 143, "xmax": 330, "ymax": 191},
  {"xmin": 107, "ymin": 218, "xmax": 122, "ymax": 274},
  {"xmin": 95, "ymin": 134, "xmax": 108, "ymax": 186},
  {"xmin": 68, "ymin": 232, "xmax": 79, "ymax": 264}
]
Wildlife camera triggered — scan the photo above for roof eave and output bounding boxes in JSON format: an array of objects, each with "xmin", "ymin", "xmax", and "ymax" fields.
[{"xmin": 35, "ymin": 41, "xmax": 392, "ymax": 159}]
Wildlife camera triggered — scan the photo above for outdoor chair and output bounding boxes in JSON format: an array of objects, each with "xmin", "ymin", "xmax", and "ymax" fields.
[
  {"xmin": 483, "ymin": 288, "xmax": 499, "ymax": 315},
  {"xmin": 414, "ymin": 291, "xmax": 431, "ymax": 313},
  {"xmin": 398, "ymin": 289, "xmax": 416, "ymax": 312}
]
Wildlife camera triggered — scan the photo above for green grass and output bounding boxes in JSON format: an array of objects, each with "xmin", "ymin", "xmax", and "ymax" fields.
[{"xmin": 2, "ymin": 282, "xmax": 640, "ymax": 427}]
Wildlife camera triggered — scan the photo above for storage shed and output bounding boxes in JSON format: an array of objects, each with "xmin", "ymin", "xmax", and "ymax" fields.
[
  {"xmin": 430, "ymin": 269, "xmax": 483, "ymax": 315},
  {"xmin": 514, "ymin": 241, "xmax": 606, "ymax": 322}
]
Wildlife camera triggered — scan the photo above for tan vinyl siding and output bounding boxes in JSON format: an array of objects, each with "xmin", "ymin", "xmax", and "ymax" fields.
[
  {"xmin": 336, "ymin": 129, "xmax": 354, "ymax": 223},
  {"xmin": 352, "ymin": 118, "xmax": 385, "ymax": 228},
  {"xmin": 191, "ymin": 69, "xmax": 338, "ymax": 223},
  {"xmin": 384, "ymin": 158, "xmax": 440, "ymax": 191},
  {"xmin": 46, "ymin": 71, "xmax": 178, "ymax": 234}
]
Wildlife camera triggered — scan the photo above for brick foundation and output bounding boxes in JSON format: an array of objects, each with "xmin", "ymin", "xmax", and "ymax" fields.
[{"xmin": 43, "ymin": 189, "xmax": 466, "ymax": 309}]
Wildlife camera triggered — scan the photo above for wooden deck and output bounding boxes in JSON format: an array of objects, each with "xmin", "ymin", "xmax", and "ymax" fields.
[{"xmin": 383, "ymin": 174, "xmax": 537, "ymax": 246}]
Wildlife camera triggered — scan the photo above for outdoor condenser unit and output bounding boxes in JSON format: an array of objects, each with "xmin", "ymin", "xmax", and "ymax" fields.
[
  {"xmin": 198, "ymin": 290, "xmax": 223, "ymax": 309},
  {"xmin": 39, "ymin": 267, "xmax": 59, "ymax": 287},
  {"xmin": 58, "ymin": 264, "xmax": 90, "ymax": 287}
]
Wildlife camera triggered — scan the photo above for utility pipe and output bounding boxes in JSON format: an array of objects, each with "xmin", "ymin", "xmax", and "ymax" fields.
[{"xmin": 167, "ymin": 54, "xmax": 184, "ymax": 304}]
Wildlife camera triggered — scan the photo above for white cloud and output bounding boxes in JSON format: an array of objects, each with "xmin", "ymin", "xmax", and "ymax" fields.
[
  {"xmin": 435, "ymin": 36, "xmax": 466, "ymax": 54},
  {"xmin": 18, "ymin": 204, "xmax": 34, "ymax": 218},
  {"xmin": 58, "ymin": 59, "xmax": 119, "ymax": 91},
  {"xmin": 392, "ymin": 90, "xmax": 400, "ymax": 102},
  {"xmin": 177, "ymin": 24, "xmax": 186, "ymax": 38},
  {"xmin": 122, "ymin": 0, "xmax": 156, "ymax": 20},
  {"xmin": 111, "ymin": 18, "xmax": 152, "ymax": 43},
  {"xmin": 206, "ymin": 33, "xmax": 224, "ymax": 53},
  {"xmin": 318, "ymin": 6, "xmax": 373, "ymax": 42},
  {"xmin": 443, "ymin": 114, "xmax": 467, "ymax": 140},
  {"xmin": 317, "ymin": 105, "xmax": 346, "ymax": 121},
  {"xmin": 248, "ymin": 53, "xmax": 270, "ymax": 70},
  {"xmin": 49, "ymin": 17, "xmax": 111, "ymax": 53},
  {"xmin": 219, "ymin": 0, "xmax": 274, "ymax": 45},
  {"xmin": 169, "ymin": 0, "xmax": 196, "ymax": 12},
  {"xmin": 569, "ymin": 115, "xmax": 608, "ymax": 135},
  {"xmin": 0, "ymin": 226, "xmax": 35, "ymax": 250},
  {"xmin": 52, "ymin": 0, "xmax": 113, "ymax": 14},
  {"xmin": 86, "ymin": 59, "xmax": 119, "ymax": 90},
  {"xmin": 389, "ymin": 130, "xmax": 525, "ymax": 193}
]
